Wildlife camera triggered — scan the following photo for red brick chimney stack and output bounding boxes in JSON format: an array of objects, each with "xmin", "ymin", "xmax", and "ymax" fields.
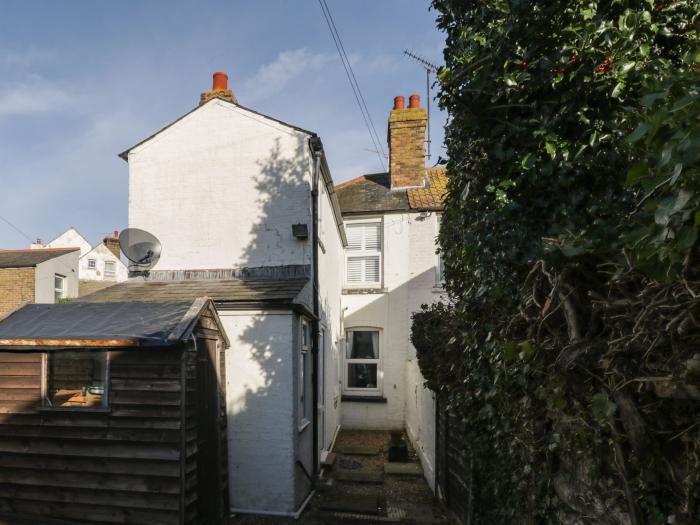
[
  {"xmin": 103, "ymin": 230, "xmax": 121, "ymax": 259},
  {"xmin": 200, "ymin": 71, "xmax": 238, "ymax": 105},
  {"xmin": 388, "ymin": 93, "xmax": 427, "ymax": 189}
]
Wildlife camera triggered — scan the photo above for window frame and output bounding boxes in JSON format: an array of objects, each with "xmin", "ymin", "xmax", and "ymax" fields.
[
  {"xmin": 343, "ymin": 327, "xmax": 382, "ymax": 397},
  {"xmin": 87, "ymin": 258, "xmax": 96, "ymax": 269},
  {"xmin": 344, "ymin": 217, "xmax": 383, "ymax": 288},
  {"xmin": 41, "ymin": 350, "xmax": 111, "ymax": 411},
  {"xmin": 298, "ymin": 318, "xmax": 312, "ymax": 429},
  {"xmin": 54, "ymin": 274, "xmax": 66, "ymax": 302},
  {"xmin": 104, "ymin": 260, "xmax": 116, "ymax": 279}
]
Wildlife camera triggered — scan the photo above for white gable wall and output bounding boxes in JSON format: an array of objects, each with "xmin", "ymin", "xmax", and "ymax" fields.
[
  {"xmin": 80, "ymin": 244, "xmax": 128, "ymax": 282},
  {"xmin": 127, "ymin": 100, "xmax": 313, "ymax": 271},
  {"xmin": 46, "ymin": 228, "xmax": 92, "ymax": 258}
]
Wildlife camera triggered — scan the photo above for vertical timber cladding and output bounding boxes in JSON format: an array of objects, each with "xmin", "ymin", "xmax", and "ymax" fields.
[
  {"xmin": 435, "ymin": 394, "xmax": 473, "ymax": 525},
  {"xmin": 0, "ymin": 348, "xmax": 184, "ymax": 525}
]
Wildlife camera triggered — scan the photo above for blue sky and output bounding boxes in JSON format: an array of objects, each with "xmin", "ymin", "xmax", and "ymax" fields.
[{"xmin": 0, "ymin": 1, "xmax": 446, "ymax": 249}]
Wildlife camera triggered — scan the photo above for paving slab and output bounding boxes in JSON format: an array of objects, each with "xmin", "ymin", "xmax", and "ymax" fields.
[
  {"xmin": 384, "ymin": 462, "xmax": 424, "ymax": 477},
  {"xmin": 336, "ymin": 469, "xmax": 384, "ymax": 484},
  {"xmin": 336, "ymin": 445, "xmax": 381, "ymax": 455},
  {"xmin": 320, "ymin": 493, "xmax": 380, "ymax": 514}
]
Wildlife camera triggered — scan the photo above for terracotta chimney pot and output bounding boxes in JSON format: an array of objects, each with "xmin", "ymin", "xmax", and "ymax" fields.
[
  {"xmin": 409, "ymin": 94, "xmax": 420, "ymax": 109},
  {"xmin": 393, "ymin": 96, "xmax": 405, "ymax": 110},
  {"xmin": 212, "ymin": 71, "xmax": 229, "ymax": 91}
]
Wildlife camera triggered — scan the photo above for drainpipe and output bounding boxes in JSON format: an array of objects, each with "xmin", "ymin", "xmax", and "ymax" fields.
[{"xmin": 309, "ymin": 136, "xmax": 322, "ymax": 479}]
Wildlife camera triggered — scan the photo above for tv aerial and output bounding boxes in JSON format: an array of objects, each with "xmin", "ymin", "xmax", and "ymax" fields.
[
  {"xmin": 118, "ymin": 228, "xmax": 162, "ymax": 276},
  {"xmin": 404, "ymin": 50, "xmax": 439, "ymax": 160}
]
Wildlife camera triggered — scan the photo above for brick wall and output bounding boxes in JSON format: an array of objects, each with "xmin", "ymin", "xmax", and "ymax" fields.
[
  {"xmin": 0, "ymin": 267, "xmax": 35, "ymax": 316},
  {"xmin": 388, "ymin": 107, "xmax": 428, "ymax": 189}
]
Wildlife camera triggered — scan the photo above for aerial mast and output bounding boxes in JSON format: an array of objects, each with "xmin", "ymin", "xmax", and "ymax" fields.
[{"xmin": 403, "ymin": 50, "xmax": 439, "ymax": 160}]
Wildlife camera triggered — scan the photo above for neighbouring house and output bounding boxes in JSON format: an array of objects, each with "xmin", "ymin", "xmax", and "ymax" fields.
[
  {"xmin": 0, "ymin": 247, "xmax": 80, "ymax": 316},
  {"xmin": 80, "ymin": 72, "xmax": 347, "ymax": 517},
  {"xmin": 335, "ymin": 94, "xmax": 447, "ymax": 491},
  {"xmin": 0, "ymin": 298, "xmax": 229, "ymax": 525},
  {"xmin": 38, "ymin": 227, "xmax": 128, "ymax": 295}
]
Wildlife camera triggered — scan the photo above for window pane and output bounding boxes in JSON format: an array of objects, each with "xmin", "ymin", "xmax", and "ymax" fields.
[
  {"xmin": 88, "ymin": 259, "xmax": 96, "ymax": 269},
  {"xmin": 346, "ymin": 257, "xmax": 364, "ymax": 284},
  {"xmin": 48, "ymin": 351, "xmax": 107, "ymax": 408},
  {"xmin": 346, "ymin": 224, "xmax": 364, "ymax": 251},
  {"xmin": 363, "ymin": 223, "xmax": 381, "ymax": 251},
  {"xmin": 104, "ymin": 261, "xmax": 116, "ymax": 277},
  {"xmin": 54, "ymin": 276, "xmax": 64, "ymax": 290},
  {"xmin": 347, "ymin": 331, "xmax": 378, "ymax": 359},
  {"xmin": 347, "ymin": 364, "xmax": 378, "ymax": 389},
  {"xmin": 364, "ymin": 256, "xmax": 380, "ymax": 283}
]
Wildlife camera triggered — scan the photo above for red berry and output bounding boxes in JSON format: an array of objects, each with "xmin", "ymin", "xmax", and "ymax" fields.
[
  {"xmin": 604, "ymin": 58, "xmax": 610, "ymax": 65},
  {"xmin": 571, "ymin": 54, "xmax": 578, "ymax": 62}
]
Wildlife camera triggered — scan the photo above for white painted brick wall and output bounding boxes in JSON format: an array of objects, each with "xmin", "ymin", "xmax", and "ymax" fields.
[{"xmin": 222, "ymin": 311, "xmax": 296, "ymax": 513}]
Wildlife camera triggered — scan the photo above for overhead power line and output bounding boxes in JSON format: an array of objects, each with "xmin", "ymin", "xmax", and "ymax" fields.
[
  {"xmin": 318, "ymin": 0, "xmax": 387, "ymax": 171},
  {"xmin": 0, "ymin": 214, "xmax": 33, "ymax": 243}
]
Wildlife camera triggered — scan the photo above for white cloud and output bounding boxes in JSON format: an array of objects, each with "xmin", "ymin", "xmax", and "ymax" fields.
[
  {"xmin": 0, "ymin": 83, "xmax": 71, "ymax": 116},
  {"xmin": 241, "ymin": 48, "xmax": 334, "ymax": 103}
]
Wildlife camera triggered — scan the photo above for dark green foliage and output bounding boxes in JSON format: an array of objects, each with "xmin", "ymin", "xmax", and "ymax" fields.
[{"xmin": 415, "ymin": 1, "xmax": 700, "ymax": 523}]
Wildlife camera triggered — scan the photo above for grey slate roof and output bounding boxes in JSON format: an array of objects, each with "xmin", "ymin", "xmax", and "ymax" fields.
[
  {"xmin": 78, "ymin": 278, "xmax": 307, "ymax": 306},
  {"xmin": 336, "ymin": 173, "xmax": 410, "ymax": 214},
  {"xmin": 0, "ymin": 248, "xmax": 79, "ymax": 268},
  {"xmin": 0, "ymin": 301, "xmax": 200, "ymax": 347}
]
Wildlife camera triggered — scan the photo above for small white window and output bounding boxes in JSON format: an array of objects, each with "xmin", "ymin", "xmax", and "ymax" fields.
[
  {"xmin": 54, "ymin": 274, "xmax": 65, "ymax": 302},
  {"xmin": 344, "ymin": 329, "xmax": 381, "ymax": 395},
  {"xmin": 299, "ymin": 319, "xmax": 311, "ymax": 426},
  {"xmin": 104, "ymin": 260, "xmax": 116, "ymax": 279},
  {"xmin": 345, "ymin": 221, "xmax": 382, "ymax": 286},
  {"xmin": 87, "ymin": 259, "xmax": 96, "ymax": 269}
]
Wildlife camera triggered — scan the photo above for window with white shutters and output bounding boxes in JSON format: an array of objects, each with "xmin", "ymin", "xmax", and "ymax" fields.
[{"xmin": 345, "ymin": 221, "xmax": 382, "ymax": 286}]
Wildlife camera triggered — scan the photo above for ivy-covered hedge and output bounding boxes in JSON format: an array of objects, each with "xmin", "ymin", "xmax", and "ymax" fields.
[{"xmin": 413, "ymin": 1, "xmax": 700, "ymax": 523}]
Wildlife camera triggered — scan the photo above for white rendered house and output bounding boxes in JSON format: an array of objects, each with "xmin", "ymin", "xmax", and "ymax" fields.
[
  {"xmin": 335, "ymin": 94, "xmax": 447, "ymax": 491},
  {"xmin": 86, "ymin": 72, "xmax": 347, "ymax": 517},
  {"xmin": 41, "ymin": 227, "xmax": 128, "ymax": 289}
]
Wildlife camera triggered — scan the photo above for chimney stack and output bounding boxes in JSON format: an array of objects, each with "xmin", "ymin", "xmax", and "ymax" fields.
[
  {"xmin": 388, "ymin": 93, "xmax": 427, "ymax": 189},
  {"xmin": 103, "ymin": 230, "xmax": 121, "ymax": 259},
  {"xmin": 200, "ymin": 71, "xmax": 238, "ymax": 105}
]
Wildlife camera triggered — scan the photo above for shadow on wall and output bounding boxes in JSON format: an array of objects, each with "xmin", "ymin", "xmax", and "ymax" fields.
[
  {"xmin": 239, "ymin": 135, "xmax": 311, "ymax": 270},
  {"xmin": 228, "ymin": 135, "xmax": 317, "ymax": 512}
]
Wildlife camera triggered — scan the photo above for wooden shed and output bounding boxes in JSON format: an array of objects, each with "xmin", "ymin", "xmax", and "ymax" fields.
[{"xmin": 0, "ymin": 298, "xmax": 229, "ymax": 525}]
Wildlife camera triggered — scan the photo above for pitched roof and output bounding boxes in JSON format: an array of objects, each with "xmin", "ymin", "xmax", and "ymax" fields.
[
  {"xmin": 77, "ymin": 278, "xmax": 308, "ymax": 307},
  {"xmin": 336, "ymin": 166, "xmax": 448, "ymax": 215},
  {"xmin": 118, "ymin": 97, "xmax": 316, "ymax": 160},
  {"xmin": 0, "ymin": 248, "xmax": 80, "ymax": 269},
  {"xmin": 0, "ymin": 299, "xmax": 220, "ymax": 348},
  {"xmin": 336, "ymin": 173, "xmax": 410, "ymax": 214},
  {"xmin": 407, "ymin": 167, "xmax": 448, "ymax": 211}
]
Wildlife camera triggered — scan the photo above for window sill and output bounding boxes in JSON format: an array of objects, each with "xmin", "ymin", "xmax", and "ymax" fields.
[
  {"xmin": 39, "ymin": 406, "xmax": 111, "ymax": 414},
  {"xmin": 298, "ymin": 419, "xmax": 311, "ymax": 433},
  {"xmin": 342, "ymin": 288, "xmax": 388, "ymax": 295},
  {"xmin": 342, "ymin": 395, "xmax": 387, "ymax": 404}
]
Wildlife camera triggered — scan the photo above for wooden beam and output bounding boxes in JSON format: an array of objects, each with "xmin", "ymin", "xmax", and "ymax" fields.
[{"xmin": 0, "ymin": 339, "xmax": 139, "ymax": 348}]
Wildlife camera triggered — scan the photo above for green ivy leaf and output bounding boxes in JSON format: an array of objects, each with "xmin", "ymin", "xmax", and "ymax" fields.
[
  {"xmin": 625, "ymin": 162, "xmax": 648, "ymax": 187},
  {"xmin": 677, "ymin": 226, "xmax": 698, "ymax": 250},
  {"xmin": 591, "ymin": 393, "xmax": 617, "ymax": 420}
]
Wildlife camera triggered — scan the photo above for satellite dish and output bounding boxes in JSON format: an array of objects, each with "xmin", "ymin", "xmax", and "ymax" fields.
[{"xmin": 118, "ymin": 228, "xmax": 162, "ymax": 273}]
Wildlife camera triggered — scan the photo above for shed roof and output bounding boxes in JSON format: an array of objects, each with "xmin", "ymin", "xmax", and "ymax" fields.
[
  {"xmin": 0, "ymin": 248, "xmax": 80, "ymax": 268},
  {"xmin": 0, "ymin": 299, "xmax": 221, "ymax": 349},
  {"xmin": 78, "ymin": 278, "xmax": 307, "ymax": 307}
]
